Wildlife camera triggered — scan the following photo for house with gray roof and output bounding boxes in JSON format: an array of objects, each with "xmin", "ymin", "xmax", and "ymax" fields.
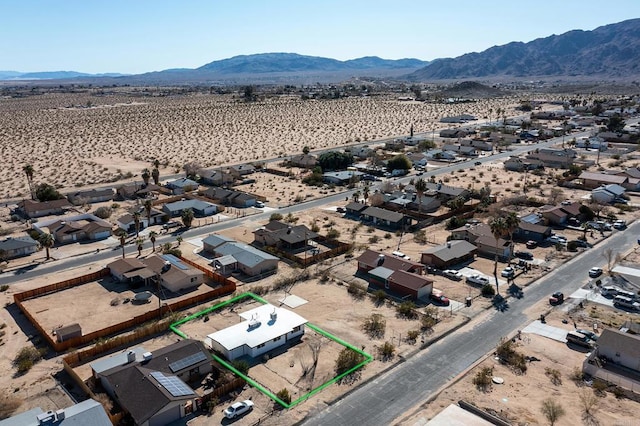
[
  {"xmin": 450, "ymin": 223, "xmax": 511, "ymax": 260},
  {"xmin": 210, "ymin": 241, "xmax": 279, "ymax": 277},
  {"xmin": 322, "ymin": 171, "xmax": 364, "ymax": 185},
  {"xmin": 0, "ymin": 236, "xmax": 39, "ymax": 259},
  {"xmin": 166, "ymin": 178, "xmax": 199, "ymax": 195},
  {"xmin": 98, "ymin": 339, "xmax": 211, "ymax": 426},
  {"xmin": 229, "ymin": 164, "xmax": 256, "ymax": 178},
  {"xmin": 202, "ymin": 234, "xmax": 236, "ymax": 252},
  {"xmin": 198, "ymin": 168, "xmax": 234, "ymax": 186},
  {"xmin": 202, "ymin": 187, "xmax": 256, "ymax": 207},
  {"xmin": 163, "ymin": 199, "xmax": 217, "ymax": 217},
  {"xmin": 67, "ymin": 188, "xmax": 114, "ymax": 205},
  {"xmin": 253, "ymin": 221, "xmax": 319, "ymax": 250},
  {"xmin": 360, "ymin": 206, "xmax": 409, "ymax": 230},
  {"xmin": 591, "ymin": 184, "xmax": 626, "ymax": 204},
  {"xmin": 421, "ymin": 240, "xmax": 477, "ymax": 268},
  {"xmin": 17, "ymin": 199, "xmax": 71, "ymax": 218},
  {"xmin": 0, "ymin": 398, "xmax": 112, "ymax": 426}
]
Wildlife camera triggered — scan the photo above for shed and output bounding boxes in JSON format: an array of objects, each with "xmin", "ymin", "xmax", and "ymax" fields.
[{"xmin": 55, "ymin": 323, "xmax": 82, "ymax": 343}]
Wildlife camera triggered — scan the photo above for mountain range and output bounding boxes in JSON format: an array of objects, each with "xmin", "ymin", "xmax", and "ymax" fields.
[{"xmin": 2, "ymin": 18, "xmax": 640, "ymax": 84}]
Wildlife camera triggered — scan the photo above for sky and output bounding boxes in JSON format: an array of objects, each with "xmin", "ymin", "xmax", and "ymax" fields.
[{"xmin": 2, "ymin": 0, "xmax": 640, "ymax": 74}]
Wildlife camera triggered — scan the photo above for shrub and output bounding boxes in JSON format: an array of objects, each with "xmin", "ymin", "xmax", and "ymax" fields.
[
  {"xmin": 94, "ymin": 206, "xmax": 113, "ymax": 219},
  {"xmin": 0, "ymin": 392, "xmax": 22, "ymax": 419},
  {"xmin": 348, "ymin": 282, "xmax": 367, "ymax": 299},
  {"xmin": 541, "ymin": 398, "xmax": 565, "ymax": 425},
  {"xmin": 377, "ymin": 341, "xmax": 395, "ymax": 361},
  {"xmin": 472, "ymin": 367, "xmax": 493, "ymax": 392},
  {"xmin": 396, "ymin": 301, "xmax": 417, "ymax": 319},
  {"xmin": 592, "ymin": 378, "xmax": 608, "ymax": 396},
  {"xmin": 545, "ymin": 367, "xmax": 562, "ymax": 385},
  {"xmin": 570, "ymin": 367, "xmax": 584, "ymax": 385},
  {"xmin": 481, "ymin": 284, "xmax": 496, "ymax": 297},
  {"xmin": 368, "ymin": 235, "xmax": 380, "ymax": 244},
  {"xmin": 407, "ymin": 330, "xmax": 420, "ymax": 343},
  {"xmin": 363, "ymin": 313, "xmax": 386, "ymax": 339},
  {"xmin": 13, "ymin": 346, "xmax": 45, "ymax": 374},
  {"xmin": 269, "ymin": 213, "xmax": 283, "ymax": 221},
  {"xmin": 326, "ymin": 228, "xmax": 341, "ymax": 240},
  {"xmin": 276, "ymin": 388, "xmax": 291, "ymax": 405},
  {"xmin": 0, "ymin": 285, "xmax": 8, "ymax": 292},
  {"xmin": 335, "ymin": 348, "xmax": 366, "ymax": 380},
  {"xmin": 372, "ymin": 289, "xmax": 387, "ymax": 305},
  {"xmin": 231, "ymin": 360, "xmax": 249, "ymax": 375}
]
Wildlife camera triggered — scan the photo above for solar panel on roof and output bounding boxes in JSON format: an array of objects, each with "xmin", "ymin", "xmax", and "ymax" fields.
[
  {"xmin": 169, "ymin": 351, "xmax": 208, "ymax": 373},
  {"xmin": 150, "ymin": 371, "xmax": 195, "ymax": 397},
  {"xmin": 161, "ymin": 254, "xmax": 189, "ymax": 270}
]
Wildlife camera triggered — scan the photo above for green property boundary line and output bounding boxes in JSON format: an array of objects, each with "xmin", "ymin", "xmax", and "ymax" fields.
[{"xmin": 169, "ymin": 291, "xmax": 373, "ymax": 409}]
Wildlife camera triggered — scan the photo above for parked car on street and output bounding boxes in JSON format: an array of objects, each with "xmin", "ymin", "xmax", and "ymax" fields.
[
  {"xmin": 525, "ymin": 240, "xmax": 538, "ymax": 249},
  {"xmin": 549, "ymin": 291, "xmax": 564, "ymax": 305},
  {"xmin": 442, "ymin": 269, "xmax": 463, "ymax": 280},
  {"xmin": 514, "ymin": 251, "xmax": 533, "ymax": 260},
  {"xmin": 588, "ymin": 267, "xmax": 603, "ymax": 278},
  {"xmin": 224, "ymin": 400, "xmax": 254, "ymax": 419},
  {"xmin": 430, "ymin": 292, "xmax": 450, "ymax": 306},
  {"xmin": 613, "ymin": 219, "xmax": 627, "ymax": 229}
]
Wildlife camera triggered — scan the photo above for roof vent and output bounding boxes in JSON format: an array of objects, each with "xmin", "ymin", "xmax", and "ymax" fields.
[
  {"xmin": 447, "ymin": 241, "xmax": 451, "ymax": 248},
  {"xmin": 270, "ymin": 309, "xmax": 277, "ymax": 322},
  {"xmin": 126, "ymin": 350, "xmax": 136, "ymax": 363},
  {"xmin": 161, "ymin": 261, "xmax": 171, "ymax": 273},
  {"xmin": 377, "ymin": 254, "xmax": 385, "ymax": 266},
  {"xmin": 55, "ymin": 409, "xmax": 65, "ymax": 421},
  {"xmin": 142, "ymin": 352, "xmax": 153, "ymax": 361}
]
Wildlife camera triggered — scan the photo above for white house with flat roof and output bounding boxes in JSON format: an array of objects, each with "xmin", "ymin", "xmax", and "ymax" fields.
[{"xmin": 204, "ymin": 304, "xmax": 307, "ymax": 360}]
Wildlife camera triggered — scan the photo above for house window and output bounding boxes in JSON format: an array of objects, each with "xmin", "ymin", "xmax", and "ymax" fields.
[
  {"xmin": 257, "ymin": 343, "xmax": 265, "ymax": 349},
  {"xmin": 191, "ymin": 277, "xmax": 197, "ymax": 282},
  {"xmin": 385, "ymin": 281, "xmax": 389, "ymax": 289},
  {"xmin": 273, "ymin": 336, "xmax": 281, "ymax": 342},
  {"xmin": 293, "ymin": 326, "xmax": 301, "ymax": 332}
]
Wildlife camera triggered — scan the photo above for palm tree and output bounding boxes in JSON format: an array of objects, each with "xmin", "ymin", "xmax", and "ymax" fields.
[
  {"xmin": 133, "ymin": 211, "xmax": 141, "ymax": 238},
  {"xmin": 144, "ymin": 200, "xmax": 153, "ymax": 226},
  {"xmin": 141, "ymin": 168, "xmax": 151, "ymax": 185},
  {"xmin": 181, "ymin": 208, "xmax": 194, "ymax": 228},
  {"xmin": 362, "ymin": 183, "xmax": 370, "ymax": 204},
  {"xmin": 149, "ymin": 231, "xmax": 158, "ymax": 252},
  {"xmin": 151, "ymin": 167, "xmax": 160, "ymax": 185},
  {"xmin": 23, "ymin": 164, "xmax": 35, "ymax": 200},
  {"xmin": 504, "ymin": 212, "xmax": 520, "ymax": 265},
  {"xmin": 136, "ymin": 237, "xmax": 144, "ymax": 257},
  {"xmin": 118, "ymin": 231, "xmax": 127, "ymax": 259},
  {"xmin": 414, "ymin": 178, "xmax": 427, "ymax": 215},
  {"xmin": 38, "ymin": 233, "xmax": 54, "ymax": 260},
  {"xmin": 352, "ymin": 191, "xmax": 360, "ymax": 202},
  {"xmin": 489, "ymin": 216, "xmax": 507, "ymax": 295}
]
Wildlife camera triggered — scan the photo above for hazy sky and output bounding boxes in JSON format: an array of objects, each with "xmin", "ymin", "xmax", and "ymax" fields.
[{"xmin": 2, "ymin": 0, "xmax": 640, "ymax": 74}]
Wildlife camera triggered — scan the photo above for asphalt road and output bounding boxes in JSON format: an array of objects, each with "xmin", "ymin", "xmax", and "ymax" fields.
[{"xmin": 301, "ymin": 222, "xmax": 640, "ymax": 426}]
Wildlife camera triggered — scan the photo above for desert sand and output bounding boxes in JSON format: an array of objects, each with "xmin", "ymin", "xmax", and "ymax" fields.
[{"xmin": 0, "ymin": 91, "xmax": 525, "ymax": 199}]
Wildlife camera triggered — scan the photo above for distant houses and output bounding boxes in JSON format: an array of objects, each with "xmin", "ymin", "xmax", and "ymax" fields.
[
  {"xmin": 163, "ymin": 199, "xmax": 217, "ymax": 217},
  {"xmin": 17, "ymin": 199, "xmax": 71, "ymax": 219},
  {"xmin": 107, "ymin": 254, "xmax": 204, "ymax": 292},
  {"xmin": 0, "ymin": 236, "xmax": 39, "ymax": 259},
  {"xmin": 203, "ymin": 234, "xmax": 279, "ymax": 277}
]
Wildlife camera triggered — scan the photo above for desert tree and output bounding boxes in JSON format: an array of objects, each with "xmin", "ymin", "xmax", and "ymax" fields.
[
  {"xmin": 38, "ymin": 233, "xmax": 54, "ymax": 260},
  {"xmin": 503, "ymin": 212, "xmax": 519, "ymax": 264},
  {"xmin": 149, "ymin": 231, "xmax": 158, "ymax": 252},
  {"xmin": 489, "ymin": 216, "xmax": 507, "ymax": 295},
  {"xmin": 414, "ymin": 178, "xmax": 427, "ymax": 215},
  {"xmin": 133, "ymin": 211, "xmax": 141, "ymax": 238},
  {"xmin": 141, "ymin": 168, "xmax": 151, "ymax": 185},
  {"xmin": 151, "ymin": 167, "xmax": 160, "ymax": 185},
  {"xmin": 117, "ymin": 231, "xmax": 127, "ymax": 259},
  {"xmin": 144, "ymin": 199, "xmax": 153, "ymax": 226},
  {"xmin": 136, "ymin": 237, "xmax": 144, "ymax": 257},
  {"xmin": 22, "ymin": 164, "xmax": 35, "ymax": 200},
  {"xmin": 362, "ymin": 182, "xmax": 370, "ymax": 204},
  {"xmin": 541, "ymin": 398, "xmax": 565, "ymax": 426}
]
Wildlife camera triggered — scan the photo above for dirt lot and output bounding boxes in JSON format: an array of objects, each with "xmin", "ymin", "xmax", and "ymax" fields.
[{"xmin": 399, "ymin": 299, "xmax": 640, "ymax": 426}]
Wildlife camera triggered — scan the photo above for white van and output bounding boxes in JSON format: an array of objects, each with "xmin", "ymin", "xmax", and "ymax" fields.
[
  {"xmin": 616, "ymin": 290, "xmax": 636, "ymax": 300},
  {"xmin": 566, "ymin": 331, "xmax": 593, "ymax": 348},
  {"xmin": 600, "ymin": 286, "xmax": 619, "ymax": 297},
  {"xmin": 613, "ymin": 295, "xmax": 640, "ymax": 310}
]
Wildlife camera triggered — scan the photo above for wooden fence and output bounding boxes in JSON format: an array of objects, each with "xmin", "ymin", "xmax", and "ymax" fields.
[
  {"xmin": 262, "ymin": 239, "xmax": 352, "ymax": 268},
  {"xmin": 14, "ymin": 258, "xmax": 236, "ymax": 354}
]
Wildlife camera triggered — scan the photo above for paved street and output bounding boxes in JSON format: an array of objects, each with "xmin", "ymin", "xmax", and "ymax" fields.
[{"xmin": 301, "ymin": 222, "xmax": 640, "ymax": 425}]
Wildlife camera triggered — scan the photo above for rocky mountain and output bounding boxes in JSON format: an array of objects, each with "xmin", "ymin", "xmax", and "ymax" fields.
[
  {"xmin": 408, "ymin": 18, "xmax": 640, "ymax": 80},
  {"xmin": 0, "ymin": 70, "xmax": 127, "ymax": 80}
]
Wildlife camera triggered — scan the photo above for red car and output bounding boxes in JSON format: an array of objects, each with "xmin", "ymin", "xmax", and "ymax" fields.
[{"xmin": 430, "ymin": 293, "xmax": 450, "ymax": 306}]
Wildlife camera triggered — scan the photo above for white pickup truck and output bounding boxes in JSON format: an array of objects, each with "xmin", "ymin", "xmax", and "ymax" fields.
[{"xmin": 466, "ymin": 274, "xmax": 490, "ymax": 286}]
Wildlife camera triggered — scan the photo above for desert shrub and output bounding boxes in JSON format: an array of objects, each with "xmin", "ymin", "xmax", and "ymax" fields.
[
  {"xmin": 413, "ymin": 230, "xmax": 427, "ymax": 243},
  {"xmin": 275, "ymin": 388, "xmax": 291, "ymax": 405},
  {"xmin": 251, "ymin": 285, "xmax": 270, "ymax": 296},
  {"xmin": 13, "ymin": 346, "xmax": 45, "ymax": 373},
  {"xmin": 384, "ymin": 233, "xmax": 392, "ymax": 239},
  {"xmin": 481, "ymin": 284, "xmax": 496, "ymax": 297},
  {"xmin": 496, "ymin": 339, "xmax": 527, "ymax": 374},
  {"xmin": 613, "ymin": 386, "xmax": 626, "ymax": 399},
  {"xmin": 269, "ymin": 213, "xmax": 283, "ymax": 221},
  {"xmin": 368, "ymin": 235, "xmax": 380, "ymax": 244},
  {"xmin": 94, "ymin": 206, "xmax": 113, "ymax": 219},
  {"xmin": 570, "ymin": 367, "xmax": 584, "ymax": 385},
  {"xmin": 362, "ymin": 313, "xmax": 386, "ymax": 339},
  {"xmin": 421, "ymin": 315, "xmax": 436, "ymax": 332},
  {"xmin": 231, "ymin": 360, "xmax": 249, "ymax": 376},
  {"xmin": 567, "ymin": 240, "xmax": 578, "ymax": 252},
  {"xmin": 335, "ymin": 348, "xmax": 366, "ymax": 382},
  {"xmin": 326, "ymin": 228, "xmax": 341, "ymax": 240},
  {"xmin": 541, "ymin": 398, "xmax": 565, "ymax": 425},
  {"xmin": 407, "ymin": 330, "xmax": 420, "ymax": 343},
  {"xmin": 592, "ymin": 378, "xmax": 609, "ymax": 396},
  {"xmin": 310, "ymin": 222, "xmax": 320, "ymax": 232},
  {"xmin": 348, "ymin": 282, "xmax": 367, "ymax": 299},
  {"xmin": 545, "ymin": 367, "xmax": 562, "ymax": 385},
  {"xmin": 472, "ymin": 367, "xmax": 493, "ymax": 392},
  {"xmin": 377, "ymin": 341, "xmax": 395, "ymax": 361},
  {"xmin": 27, "ymin": 230, "xmax": 41, "ymax": 241},
  {"xmin": 372, "ymin": 289, "xmax": 387, "ymax": 305},
  {"xmin": 0, "ymin": 392, "xmax": 22, "ymax": 420},
  {"xmin": 396, "ymin": 301, "xmax": 417, "ymax": 319},
  {"xmin": 0, "ymin": 285, "xmax": 8, "ymax": 292}
]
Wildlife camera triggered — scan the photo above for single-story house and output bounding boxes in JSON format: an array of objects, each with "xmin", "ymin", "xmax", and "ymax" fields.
[
  {"xmin": 442, "ymin": 144, "xmax": 478, "ymax": 157},
  {"xmin": 450, "ymin": 223, "xmax": 511, "ymax": 260},
  {"xmin": 591, "ymin": 184, "xmax": 626, "ymax": 204},
  {"xmin": 360, "ymin": 206, "xmax": 409, "ymax": 230},
  {"xmin": 408, "ymin": 152, "xmax": 429, "ymax": 168},
  {"xmin": 350, "ymin": 146, "xmax": 374, "ymax": 159},
  {"xmin": 344, "ymin": 202, "xmax": 368, "ymax": 216},
  {"xmin": 229, "ymin": 164, "xmax": 256, "ymax": 178},
  {"xmin": 0, "ymin": 236, "xmax": 39, "ymax": 259},
  {"xmin": 107, "ymin": 254, "xmax": 204, "ymax": 292},
  {"xmin": 356, "ymin": 249, "xmax": 424, "ymax": 275},
  {"xmin": 407, "ymin": 195, "xmax": 441, "ymax": 213},
  {"xmin": 503, "ymin": 156, "xmax": 544, "ymax": 172},
  {"xmin": 163, "ymin": 199, "xmax": 217, "ymax": 217},
  {"xmin": 117, "ymin": 213, "xmax": 149, "ymax": 234},
  {"xmin": 367, "ymin": 267, "xmax": 433, "ymax": 300},
  {"xmin": 45, "ymin": 218, "xmax": 112, "ymax": 243},
  {"xmin": 595, "ymin": 328, "xmax": 640, "ymax": 371},
  {"xmin": 202, "ymin": 187, "xmax": 256, "ymax": 207},
  {"xmin": 322, "ymin": 171, "xmax": 365, "ymax": 185},
  {"xmin": 98, "ymin": 339, "xmax": 211, "ymax": 426},
  {"xmin": 425, "ymin": 149, "xmax": 457, "ymax": 161},
  {"xmin": 439, "ymin": 128, "xmax": 467, "ymax": 138},
  {"xmin": 421, "ymin": 240, "xmax": 477, "ymax": 268},
  {"xmin": 67, "ymin": 188, "xmax": 114, "ymax": 205},
  {"xmin": 540, "ymin": 202, "xmax": 583, "ymax": 226},
  {"xmin": 209, "ymin": 241, "xmax": 279, "ymax": 276},
  {"xmin": 526, "ymin": 149, "xmax": 575, "ymax": 169},
  {"xmin": 198, "ymin": 168, "xmax": 234, "ymax": 186},
  {"xmin": 115, "ymin": 182, "xmax": 160, "ymax": 200},
  {"xmin": 17, "ymin": 199, "xmax": 71, "ymax": 218},
  {"xmin": 290, "ymin": 154, "xmax": 317, "ymax": 168},
  {"xmin": 202, "ymin": 234, "xmax": 236, "ymax": 253},
  {"xmin": 0, "ymin": 399, "xmax": 112, "ymax": 426},
  {"xmin": 579, "ymin": 171, "xmax": 629, "ymax": 190},
  {"xmin": 253, "ymin": 221, "xmax": 318, "ymax": 250},
  {"xmin": 166, "ymin": 178, "xmax": 199, "ymax": 194},
  {"xmin": 460, "ymin": 139, "xmax": 493, "ymax": 151},
  {"xmin": 514, "ymin": 221, "xmax": 552, "ymax": 242},
  {"xmin": 204, "ymin": 303, "xmax": 307, "ymax": 361},
  {"xmin": 423, "ymin": 182, "xmax": 468, "ymax": 202}
]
